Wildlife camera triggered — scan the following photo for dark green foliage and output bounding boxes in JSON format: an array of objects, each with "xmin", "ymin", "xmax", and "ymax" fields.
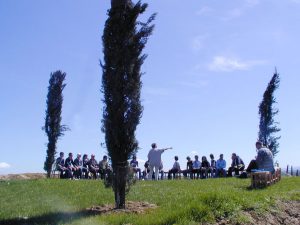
[
  {"xmin": 101, "ymin": 0, "xmax": 155, "ymax": 208},
  {"xmin": 258, "ymin": 69, "xmax": 281, "ymax": 156},
  {"xmin": 43, "ymin": 71, "xmax": 68, "ymax": 178}
]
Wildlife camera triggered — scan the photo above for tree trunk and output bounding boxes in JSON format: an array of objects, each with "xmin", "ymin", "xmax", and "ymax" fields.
[{"xmin": 113, "ymin": 163, "xmax": 127, "ymax": 209}]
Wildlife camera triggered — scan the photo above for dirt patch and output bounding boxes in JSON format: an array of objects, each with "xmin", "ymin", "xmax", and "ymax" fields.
[
  {"xmin": 214, "ymin": 200, "xmax": 300, "ymax": 225},
  {"xmin": 0, "ymin": 173, "xmax": 46, "ymax": 180},
  {"xmin": 87, "ymin": 201, "xmax": 158, "ymax": 215}
]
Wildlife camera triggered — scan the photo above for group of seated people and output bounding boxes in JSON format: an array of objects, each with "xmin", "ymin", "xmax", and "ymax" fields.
[
  {"xmin": 55, "ymin": 152, "xmax": 111, "ymax": 179},
  {"xmin": 160, "ymin": 141, "xmax": 275, "ymax": 179},
  {"xmin": 55, "ymin": 141, "xmax": 275, "ymax": 181},
  {"xmin": 138, "ymin": 153, "xmax": 250, "ymax": 180}
]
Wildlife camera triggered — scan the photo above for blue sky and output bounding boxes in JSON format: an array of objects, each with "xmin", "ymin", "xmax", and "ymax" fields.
[{"xmin": 0, "ymin": 0, "xmax": 299, "ymax": 174}]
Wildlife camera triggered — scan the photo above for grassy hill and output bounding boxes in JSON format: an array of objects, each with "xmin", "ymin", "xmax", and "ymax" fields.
[{"xmin": 0, "ymin": 177, "xmax": 299, "ymax": 225}]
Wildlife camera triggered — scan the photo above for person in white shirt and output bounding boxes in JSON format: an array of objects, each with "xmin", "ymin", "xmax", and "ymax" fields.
[
  {"xmin": 147, "ymin": 143, "xmax": 172, "ymax": 180},
  {"xmin": 168, "ymin": 156, "xmax": 181, "ymax": 179}
]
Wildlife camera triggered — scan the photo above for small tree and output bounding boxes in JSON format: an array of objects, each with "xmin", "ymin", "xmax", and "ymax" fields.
[
  {"xmin": 101, "ymin": 0, "xmax": 155, "ymax": 208},
  {"xmin": 258, "ymin": 69, "xmax": 281, "ymax": 157},
  {"xmin": 43, "ymin": 71, "xmax": 68, "ymax": 178}
]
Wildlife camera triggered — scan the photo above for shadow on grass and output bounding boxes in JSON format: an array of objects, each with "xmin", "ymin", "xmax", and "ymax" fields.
[{"xmin": 0, "ymin": 210, "xmax": 96, "ymax": 225}]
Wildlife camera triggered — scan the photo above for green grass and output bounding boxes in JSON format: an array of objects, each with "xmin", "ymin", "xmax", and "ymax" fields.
[{"xmin": 0, "ymin": 177, "xmax": 299, "ymax": 225}]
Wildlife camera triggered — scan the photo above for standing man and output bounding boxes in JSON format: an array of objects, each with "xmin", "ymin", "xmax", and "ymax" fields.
[
  {"xmin": 246, "ymin": 141, "xmax": 274, "ymax": 173},
  {"xmin": 147, "ymin": 143, "xmax": 172, "ymax": 180}
]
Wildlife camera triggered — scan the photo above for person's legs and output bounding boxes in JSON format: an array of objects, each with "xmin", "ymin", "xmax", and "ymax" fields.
[
  {"xmin": 168, "ymin": 170, "xmax": 172, "ymax": 179},
  {"xmin": 148, "ymin": 165, "xmax": 154, "ymax": 180},
  {"xmin": 246, "ymin": 160, "xmax": 257, "ymax": 173},
  {"xmin": 154, "ymin": 166, "xmax": 159, "ymax": 180},
  {"xmin": 227, "ymin": 167, "xmax": 233, "ymax": 177}
]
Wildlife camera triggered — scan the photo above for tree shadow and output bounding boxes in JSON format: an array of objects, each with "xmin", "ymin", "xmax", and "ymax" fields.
[{"xmin": 0, "ymin": 210, "xmax": 97, "ymax": 225}]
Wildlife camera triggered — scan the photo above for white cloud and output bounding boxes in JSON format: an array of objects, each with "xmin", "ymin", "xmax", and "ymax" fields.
[
  {"xmin": 208, "ymin": 56, "xmax": 266, "ymax": 72},
  {"xmin": 222, "ymin": 0, "xmax": 260, "ymax": 21},
  {"xmin": 0, "ymin": 162, "xmax": 11, "ymax": 169},
  {"xmin": 191, "ymin": 34, "xmax": 209, "ymax": 51},
  {"xmin": 196, "ymin": 6, "xmax": 213, "ymax": 16}
]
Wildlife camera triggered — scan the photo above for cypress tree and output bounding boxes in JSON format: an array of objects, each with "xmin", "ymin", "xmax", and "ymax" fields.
[
  {"xmin": 258, "ymin": 69, "xmax": 281, "ymax": 157},
  {"xmin": 43, "ymin": 71, "xmax": 68, "ymax": 178},
  {"xmin": 101, "ymin": 0, "xmax": 155, "ymax": 208}
]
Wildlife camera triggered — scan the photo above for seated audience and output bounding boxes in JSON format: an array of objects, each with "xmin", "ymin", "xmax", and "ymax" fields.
[
  {"xmin": 143, "ymin": 161, "xmax": 150, "ymax": 179},
  {"xmin": 209, "ymin": 154, "xmax": 216, "ymax": 177},
  {"xmin": 82, "ymin": 154, "xmax": 89, "ymax": 179},
  {"xmin": 192, "ymin": 155, "xmax": 201, "ymax": 179},
  {"xmin": 182, "ymin": 156, "xmax": 193, "ymax": 178},
  {"xmin": 130, "ymin": 155, "xmax": 142, "ymax": 179},
  {"xmin": 73, "ymin": 153, "xmax": 83, "ymax": 179},
  {"xmin": 88, "ymin": 154, "xmax": 99, "ymax": 179},
  {"xmin": 168, "ymin": 156, "xmax": 181, "ymax": 179},
  {"xmin": 99, "ymin": 155, "xmax": 111, "ymax": 180},
  {"xmin": 246, "ymin": 141, "xmax": 275, "ymax": 173},
  {"xmin": 201, "ymin": 156, "xmax": 210, "ymax": 179},
  {"xmin": 65, "ymin": 152, "xmax": 76, "ymax": 179},
  {"xmin": 216, "ymin": 154, "xmax": 226, "ymax": 177},
  {"xmin": 56, "ymin": 152, "xmax": 67, "ymax": 179},
  {"xmin": 228, "ymin": 153, "xmax": 245, "ymax": 177}
]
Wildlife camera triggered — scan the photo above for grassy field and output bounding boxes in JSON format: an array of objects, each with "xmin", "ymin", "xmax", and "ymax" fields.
[{"xmin": 0, "ymin": 177, "xmax": 299, "ymax": 225}]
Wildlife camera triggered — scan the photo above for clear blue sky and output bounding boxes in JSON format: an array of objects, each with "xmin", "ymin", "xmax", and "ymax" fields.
[{"xmin": 1, "ymin": 0, "xmax": 299, "ymax": 174}]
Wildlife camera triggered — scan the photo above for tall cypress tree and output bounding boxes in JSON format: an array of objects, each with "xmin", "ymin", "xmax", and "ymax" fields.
[
  {"xmin": 101, "ymin": 0, "xmax": 155, "ymax": 208},
  {"xmin": 43, "ymin": 71, "xmax": 68, "ymax": 178},
  {"xmin": 258, "ymin": 69, "xmax": 281, "ymax": 156}
]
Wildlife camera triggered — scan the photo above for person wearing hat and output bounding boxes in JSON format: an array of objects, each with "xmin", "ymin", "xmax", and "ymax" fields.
[{"xmin": 246, "ymin": 141, "xmax": 275, "ymax": 173}]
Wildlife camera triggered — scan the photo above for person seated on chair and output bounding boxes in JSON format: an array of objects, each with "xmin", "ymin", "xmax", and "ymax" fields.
[
  {"xmin": 200, "ymin": 156, "xmax": 210, "ymax": 179},
  {"xmin": 130, "ymin": 155, "xmax": 142, "ymax": 180},
  {"xmin": 143, "ymin": 161, "xmax": 150, "ymax": 180},
  {"xmin": 168, "ymin": 156, "xmax": 181, "ymax": 179},
  {"xmin": 227, "ymin": 153, "xmax": 245, "ymax": 177},
  {"xmin": 182, "ymin": 156, "xmax": 193, "ymax": 178},
  {"xmin": 56, "ymin": 152, "xmax": 67, "ymax": 179},
  {"xmin": 209, "ymin": 154, "xmax": 217, "ymax": 178},
  {"xmin": 216, "ymin": 154, "xmax": 226, "ymax": 177},
  {"xmin": 73, "ymin": 153, "xmax": 83, "ymax": 179},
  {"xmin": 192, "ymin": 155, "xmax": 201, "ymax": 179},
  {"xmin": 65, "ymin": 152, "xmax": 76, "ymax": 179},
  {"xmin": 99, "ymin": 155, "xmax": 110, "ymax": 180},
  {"xmin": 88, "ymin": 154, "xmax": 99, "ymax": 179},
  {"xmin": 82, "ymin": 154, "xmax": 89, "ymax": 179},
  {"xmin": 246, "ymin": 141, "xmax": 275, "ymax": 173}
]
